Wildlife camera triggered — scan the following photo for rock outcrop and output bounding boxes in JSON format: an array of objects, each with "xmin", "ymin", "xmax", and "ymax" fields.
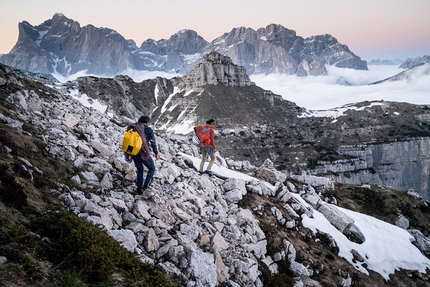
[
  {"xmin": 399, "ymin": 55, "xmax": 430, "ymax": 69},
  {"xmin": 0, "ymin": 13, "xmax": 141, "ymax": 76},
  {"xmin": 180, "ymin": 52, "xmax": 254, "ymax": 90}
]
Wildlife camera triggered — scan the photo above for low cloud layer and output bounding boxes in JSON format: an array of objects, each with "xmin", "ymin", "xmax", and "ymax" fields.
[
  {"xmin": 250, "ymin": 65, "xmax": 430, "ymax": 110},
  {"xmin": 56, "ymin": 65, "xmax": 430, "ymax": 112}
]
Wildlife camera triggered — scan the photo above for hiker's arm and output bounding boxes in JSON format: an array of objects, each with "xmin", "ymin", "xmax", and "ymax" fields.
[
  {"xmin": 210, "ymin": 129, "xmax": 216, "ymax": 150},
  {"xmin": 146, "ymin": 128, "xmax": 159, "ymax": 155},
  {"xmin": 151, "ymin": 136, "xmax": 160, "ymax": 160}
]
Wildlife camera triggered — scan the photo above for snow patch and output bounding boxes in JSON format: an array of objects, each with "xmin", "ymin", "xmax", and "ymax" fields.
[{"xmin": 298, "ymin": 102, "xmax": 384, "ymax": 119}]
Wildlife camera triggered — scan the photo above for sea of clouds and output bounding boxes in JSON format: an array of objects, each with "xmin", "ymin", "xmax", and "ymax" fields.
[
  {"xmin": 54, "ymin": 65, "xmax": 430, "ymax": 111},
  {"xmin": 250, "ymin": 65, "xmax": 430, "ymax": 110}
]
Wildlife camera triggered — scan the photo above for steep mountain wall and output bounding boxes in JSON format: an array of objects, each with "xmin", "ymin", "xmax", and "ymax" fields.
[
  {"xmin": 311, "ymin": 139, "xmax": 430, "ymax": 199},
  {"xmin": 0, "ymin": 14, "xmax": 367, "ymax": 77}
]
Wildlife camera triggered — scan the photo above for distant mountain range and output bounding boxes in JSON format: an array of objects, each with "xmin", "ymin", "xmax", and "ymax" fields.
[
  {"xmin": 0, "ymin": 13, "xmax": 367, "ymax": 78},
  {"xmin": 370, "ymin": 55, "xmax": 430, "ymax": 84},
  {"xmin": 368, "ymin": 58, "xmax": 404, "ymax": 65}
]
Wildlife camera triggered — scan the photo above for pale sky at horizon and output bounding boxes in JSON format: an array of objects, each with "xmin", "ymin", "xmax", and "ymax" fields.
[{"xmin": 0, "ymin": 0, "xmax": 429, "ymax": 60}]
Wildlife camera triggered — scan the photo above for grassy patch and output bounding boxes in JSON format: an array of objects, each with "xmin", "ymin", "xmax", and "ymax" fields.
[{"xmin": 31, "ymin": 211, "xmax": 174, "ymax": 286}]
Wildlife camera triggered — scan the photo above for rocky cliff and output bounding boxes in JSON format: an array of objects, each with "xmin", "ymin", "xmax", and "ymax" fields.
[
  {"xmin": 204, "ymin": 25, "xmax": 366, "ymax": 76},
  {"xmin": 400, "ymin": 55, "xmax": 430, "ymax": 69},
  {"xmin": 179, "ymin": 52, "xmax": 254, "ymax": 90},
  {"xmin": 0, "ymin": 13, "xmax": 142, "ymax": 76},
  {"xmin": 311, "ymin": 139, "xmax": 430, "ymax": 199},
  {"xmin": 0, "ymin": 14, "xmax": 367, "ymax": 77}
]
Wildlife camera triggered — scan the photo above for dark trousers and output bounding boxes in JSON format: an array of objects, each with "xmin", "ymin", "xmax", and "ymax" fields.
[{"xmin": 133, "ymin": 156, "xmax": 155, "ymax": 189}]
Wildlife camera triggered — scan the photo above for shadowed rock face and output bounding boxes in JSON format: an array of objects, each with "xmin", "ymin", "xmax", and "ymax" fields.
[
  {"xmin": 0, "ymin": 14, "xmax": 367, "ymax": 77},
  {"xmin": 0, "ymin": 13, "xmax": 140, "ymax": 76}
]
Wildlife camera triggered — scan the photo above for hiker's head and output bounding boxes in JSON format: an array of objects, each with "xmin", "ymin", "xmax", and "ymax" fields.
[
  {"xmin": 138, "ymin": 116, "xmax": 150, "ymax": 124},
  {"xmin": 206, "ymin": 119, "xmax": 215, "ymax": 126}
]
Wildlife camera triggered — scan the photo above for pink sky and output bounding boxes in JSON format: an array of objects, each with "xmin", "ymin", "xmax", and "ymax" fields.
[{"xmin": 1, "ymin": 0, "xmax": 429, "ymax": 60}]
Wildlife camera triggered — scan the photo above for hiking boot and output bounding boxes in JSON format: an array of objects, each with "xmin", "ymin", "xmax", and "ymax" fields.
[
  {"xmin": 203, "ymin": 170, "xmax": 214, "ymax": 176},
  {"xmin": 136, "ymin": 188, "xmax": 145, "ymax": 195}
]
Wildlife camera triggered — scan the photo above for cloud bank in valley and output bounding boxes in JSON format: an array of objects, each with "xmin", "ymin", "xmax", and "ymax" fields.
[
  {"xmin": 250, "ymin": 65, "xmax": 430, "ymax": 110},
  {"xmin": 55, "ymin": 64, "xmax": 430, "ymax": 112}
]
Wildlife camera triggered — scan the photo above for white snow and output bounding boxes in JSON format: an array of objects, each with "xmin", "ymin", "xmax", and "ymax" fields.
[
  {"xmin": 182, "ymin": 53, "xmax": 202, "ymax": 63},
  {"xmin": 160, "ymin": 86, "xmax": 181, "ymax": 114},
  {"xmin": 180, "ymin": 152, "xmax": 273, "ymax": 187},
  {"xmin": 165, "ymin": 119, "xmax": 195, "ymax": 134},
  {"xmin": 35, "ymin": 30, "xmax": 48, "ymax": 46},
  {"xmin": 68, "ymin": 88, "xmax": 110, "ymax": 115},
  {"xmin": 154, "ymin": 83, "xmax": 160, "ymax": 105},
  {"xmin": 298, "ymin": 101, "xmax": 385, "ymax": 119},
  {"xmin": 300, "ymin": 198, "xmax": 430, "ymax": 280}
]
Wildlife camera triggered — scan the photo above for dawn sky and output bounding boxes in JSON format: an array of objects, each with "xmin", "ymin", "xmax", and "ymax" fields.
[{"xmin": 0, "ymin": 0, "xmax": 429, "ymax": 60}]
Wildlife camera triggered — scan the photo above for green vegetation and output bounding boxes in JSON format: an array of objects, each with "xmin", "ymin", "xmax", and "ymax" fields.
[
  {"xmin": 31, "ymin": 211, "xmax": 173, "ymax": 286},
  {"xmin": 259, "ymin": 258, "xmax": 295, "ymax": 287},
  {"xmin": 0, "ymin": 208, "xmax": 174, "ymax": 287}
]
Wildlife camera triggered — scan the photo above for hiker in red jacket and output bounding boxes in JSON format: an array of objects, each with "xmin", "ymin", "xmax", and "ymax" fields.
[{"xmin": 199, "ymin": 119, "xmax": 217, "ymax": 174}]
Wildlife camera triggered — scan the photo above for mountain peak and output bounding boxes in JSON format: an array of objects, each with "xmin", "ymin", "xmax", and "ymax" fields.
[{"xmin": 53, "ymin": 12, "xmax": 67, "ymax": 19}]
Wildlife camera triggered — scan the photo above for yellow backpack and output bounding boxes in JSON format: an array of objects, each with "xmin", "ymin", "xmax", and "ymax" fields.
[
  {"xmin": 122, "ymin": 123, "xmax": 151, "ymax": 159},
  {"xmin": 122, "ymin": 128, "xmax": 142, "ymax": 156}
]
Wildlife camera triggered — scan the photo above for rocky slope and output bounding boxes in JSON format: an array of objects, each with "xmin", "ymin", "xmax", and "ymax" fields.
[
  {"xmin": 0, "ymin": 13, "xmax": 367, "ymax": 77},
  {"xmin": 1, "ymin": 59, "xmax": 430, "ymax": 286},
  {"xmin": 68, "ymin": 52, "xmax": 430, "ymax": 200}
]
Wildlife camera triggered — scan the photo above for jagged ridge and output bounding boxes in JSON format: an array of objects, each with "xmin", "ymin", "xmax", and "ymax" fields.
[{"xmin": 0, "ymin": 13, "xmax": 367, "ymax": 77}]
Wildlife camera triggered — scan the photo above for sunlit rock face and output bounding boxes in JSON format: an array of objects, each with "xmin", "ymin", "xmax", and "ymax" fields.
[{"xmin": 0, "ymin": 15, "xmax": 367, "ymax": 77}]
